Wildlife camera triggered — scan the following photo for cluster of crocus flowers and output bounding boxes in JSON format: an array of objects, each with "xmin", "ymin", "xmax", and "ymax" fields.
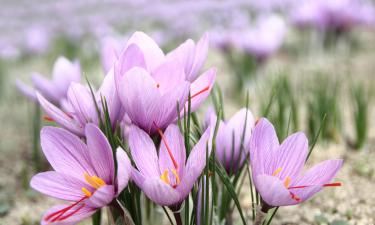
[
  {"xmin": 129, "ymin": 124, "xmax": 212, "ymax": 207},
  {"xmin": 16, "ymin": 56, "xmax": 81, "ymax": 104},
  {"xmin": 114, "ymin": 32, "xmax": 216, "ymax": 134},
  {"xmin": 30, "ymin": 124, "xmax": 131, "ymax": 225},
  {"xmin": 250, "ymin": 118, "xmax": 343, "ymax": 209}
]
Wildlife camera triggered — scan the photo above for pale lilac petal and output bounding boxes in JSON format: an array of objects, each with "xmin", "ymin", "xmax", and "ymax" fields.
[
  {"xmin": 214, "ymin": 121, "xmax": 229, "ymax": 170},
  {"xmin": 142, "ymin": 178, "xmax": 181, "ymax": 206},
  {"xmin": 256, "ymin": 174, "xmax": 295, "ymax": 206},
  {"xmin": 203, "ymin": 106, "xmax": 216, "ymax": 129},
  {"xmin": 177, "ymin": 126, "xmax": 212, "ymax": 198},
  {"xmin": 52, "ymin": 57, "xmax": 81, "ymax": 97},
  {"xmin": 188, "ymin": 33, "xmax": 209, "ymax": 81},
  {"xmin": 154, "ymin": 81, "xmax": 190, "ymax": 131},
  {"xmin": 126, "ymin": 32, "xmax": 165, "ymax": 71},
  {"xmin": 189, "ymin": 68, "xmax": 216, "ymax": 112},
  {"xmin": 100, "ymin": 37, "xmax": 121, "ymax": 73},
  {"xmin": 67, "ymin": 83, "xmax": 99, "ymax": 126},
  {"xmin": 119, "ymin": 67, "xmax": 160, "ymax": 132},
  {"xmin": 15, "ymin": 79, "xmax": 37, "ymax": 102},
  {"xmin": 158, "ymin": 125, "xmax": 186, "ymax": 179},
  {"xmin": 40, "ymin": 126, "xmax": 95, "ymax": 179},
  {"xmin": 166, "ymin": 39, "xmax": 195, "ymax": 80},
  {"xmin": 114, "ymin": 43, "xmax": 146, "ymax": 90},
  {"xmin": 30, "ymin": 171, "xmax": 92, "ymax": 201},
  {"xmin": 152, "ymin": 59, "xmax": 186, "ymax": 94},
  {"xmin": 41, "ymin": 204, "xmax": 96, "ymax": 225},
  {"xmin": 32, "ymin": 73, "xmax": 60, "ymax": 103},
  {"xmin": 131, "ymin": 167, "xmax": 146, "ymax": 188},
  {"xmin": 38, "ymin": 93, "xmax": 84, "ymax": 136},
  {"xmin": 98, "ymin": 69, "xmax": 121, "ymax": 126},
  {"xmin": 250, "ymin": 118, "xmax": 279, "ymax": 186},
  {"xmin": 290, "ymin": 159, "xmax": 343, "ymax": 202},
  {"xmin": 275, "ymin": 132, "xmax": 308, "ymax": 181},
  {"xmin": 115, "ymin": 147, "xmax": 132, "ymax": 194},
  {"xmin": 85, "ymin": 124, "xmax": 114, "ymax": 183},
  {"xmin": 85, "ymin": 185, "xmax": 115, "ymax": 208},
  {"xmin": 128, "ymin": 125, "xmax": 160, "ymax": 178}
]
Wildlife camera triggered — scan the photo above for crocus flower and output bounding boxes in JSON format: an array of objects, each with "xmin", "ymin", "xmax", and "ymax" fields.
[
  {"xmin": 250, "ymin": 118, "xmax": 343, "ymax": 207},
  {"xmin": 206, "ymin": 108, "xmax": 255, "ymax": 175},
  {"xmin": 30, "ymin": 124, "xmax": 131, "ymax": 225},
  {"xmin": 114, "ymin": 32, "xmax": 216, "ymax": 134},
  {"xmin": 16, "ymin": 56, "xmax": 81, "ymax": 105},
  {"xmin": 129, "ymin": 124, "xmax": 212, "ymax": 206},
  {"xmin": 100, "ymin": 36, "xmax": 123, "ymax": 74},
  {"xmin": 233, "ymin": 15, "xmax": 286, "ymax": 63},
  {"xmin": 37, "ymin": 69, "xmax": 122, "ymax": 136}
]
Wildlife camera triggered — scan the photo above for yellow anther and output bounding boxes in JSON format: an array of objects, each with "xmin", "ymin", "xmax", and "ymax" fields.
[
  {"xmin": 284, "ymin": 177, "xmax": 291, "ymax": 188},
  {"xmin": 272, "ymin": 167, "xmax": 282, "ymax": 176},
  {"xmin": 171, "ymin": 169, "xmax": 181, "ymax": 185},
  {"xmin": 81, "ymin": 187, "xmax": 92, "ymax": 197},
  {"xmin": 160, "ymin": 170, "xmax": 170, "ymax": 185},
  {"xmin": 84, "ymin": 173, "xmax": 106, "ymax": 189}
]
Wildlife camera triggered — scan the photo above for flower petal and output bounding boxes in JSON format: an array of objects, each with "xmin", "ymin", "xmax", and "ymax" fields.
[
  {"xmin": 250, "ymin": 118, "xmax": 279, "ymax": 186},
  {"xmin": 100, "ymin": 37, "xmax": 121, "ymax": 74},
  {"xmin": 128, "ymin": 125, "xmax": 160, "ymax": 178},
  {"xmin": 118, "ymin": 67, "xmax": 160, "ymax": 132},
  {"xmin": 131, "ymin": 167, "xmax": 146, "ymax": 188},
  {"xmin": 32, "ymin": 73, "xmax": 60, "ymax": 103},
  {"xmin": 188, "ymin": 68, "xmax": 216, "ymax": 112},
  {"xmin": 85, "ymin": 185, "xmax": 115, "ymax": 208},
  {"xmin": 290, "ymin": 159, "xmax": 343, "ymax": 202},
  {"xmin": 52, "ymin": 57, "xmax": 81, "ymax": 97},
  {"xmin": 189, "ymin": 33, "xmax": 209, "ymax": 81},
  {"xmin": 166, "ymin": 39, "xmax": 195, "ymax": 80},
  {"xmin": 40, "ymin": 126, "xmax": 95, "ymax": 179},
  {"xmin": 126, "ymin": 32, "xmax": 165, "ymax": 71},
  {"xmin": 41, "ymin": 204, "xmax": 96, "ymax": 225},
  {"xmin": 177, "ymin": 126, "xmax": 212, "ymax": 199},
  {"xmin": 15, "ymin": 79, "xmax": 37, "ymax": 102},
  {"xmin": 142, "ymin": 178, "xmax": 181, "ymax": 206},
  {"xmin": 275, "ymin": 132, "xmax": 308, "ymax": 181},
  {"xmin": 66, "ymin": 83, "xmax": 99, "ymax": 126},
  {"xmin": 152, "ymin": 58, "xmax": 186, "ymax": 94},
  {"xmin": 37, "ymin": 93, "xmax": 84, "ymax": 136},
  {"xmin": 114, "ymin": 43, "xmax": 146, "ymax": 89},
  {"xmin": 115, "ymin": 147, "xmax": 132, "ymax": 195},
  {"xmin": 30, "ymin": 171, "xmax": 91, "ymax": 201},
  {"xmin": 255, "ymin": 174, "xmax": 295, "ymax": 207},
  {"xmin": 158, "ymin": 124, "xmax": 186, "ymax": 179},
  {"xmin": 85, "ymin": 124, "xmax": 114, "ymax": 184}
]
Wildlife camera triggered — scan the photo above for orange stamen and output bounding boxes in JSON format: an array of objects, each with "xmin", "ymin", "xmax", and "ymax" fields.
[
  {"xmin": 190, "ymin": 86, "xmax": 210, "ymax": 99},
  {"xmin": 153, "ymin": 122, "xmax": 179, "ymax": 170}
]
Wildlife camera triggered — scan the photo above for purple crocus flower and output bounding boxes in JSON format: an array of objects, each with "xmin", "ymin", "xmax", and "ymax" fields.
[
  {"xmin": 250, "ymin": 118, "xmax": 343, "ymax": 207},
  {"xmin": 16, "ymin": 56, "xmax": 81, "ymax": 105},
  {"xmin": 206, "ymin": 108, "xmax": 255, "ymax": 175},
  {"xmin": 129, "ymin": 124, "xmax": 212, "ymax": 206},
  {"xmin": 233, "ymin": 15, "xmax": 287, "ymax": 63},
  {"xmin": 114, "ymin": 32, "xmax": 216, "ymax": 134},
  {"xmin": 37, "ymin": 69, "xmax": 122, "ymax": 136},
  {"xmin": 100, "ymin": 36, "xmax": 123, "ymax": 74},
  {"xmin": 30, "ymin": 124, "xmax": 131, "ymax": 225}
]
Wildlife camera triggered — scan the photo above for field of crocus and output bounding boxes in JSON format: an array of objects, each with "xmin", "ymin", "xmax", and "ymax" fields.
[{"xmin": 1, "ymin": 1, "xmax": 375, "ymax": 225}]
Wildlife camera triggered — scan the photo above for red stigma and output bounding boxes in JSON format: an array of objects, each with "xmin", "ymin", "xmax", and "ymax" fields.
[
  {"xmin": 43, "ymin": 115, "xmax": 54, "ymax": 122},
  {"xmin": 288, "ymin": 182, "xmax": 342, "ymax": 190},
  {"xmin": 190, "ymin": 86, "xmax": 210, "ymax": 99},
  {"xmin": 153, "ymin": 122, "xmax": 179, "ymax": 170},
  {"xmin": 44, "ymin": 196, "xmax": 87, "ymax": 222}
]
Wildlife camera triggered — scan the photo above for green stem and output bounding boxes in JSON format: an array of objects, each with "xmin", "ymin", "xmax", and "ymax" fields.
[
  {"xmin": 92, "ymin": 209, "xmax": 101, "ymax": 225},
  {"xmin": 173, "ymin": 212, "xmax": 182, "ymax": 225}
]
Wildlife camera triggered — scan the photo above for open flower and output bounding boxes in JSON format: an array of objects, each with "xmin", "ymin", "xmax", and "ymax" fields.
[
  {"xmin": 250, "ymin": 118, "xmax": 343, "ymax": 207},
  {"xmin": 37, "ymin": 69, "xmax": 122, "ymax": 136},
  {"xmin": 206, "ymin": 108, "xmax": 255, "ymax": 175},
  {"xmin": 16, "ymin": 56, "xmax": 81, "ymax": 105},
  {"xmin": 30, "ymin": 124, "xmax": 131, "ymax": 225},
  {"xmin": 129, "ymin": 124, "xmax": 212, "ymax": 206},
  {"xmin": 114, "ymin": 32, "xmax": 216, "ymax": 133}
]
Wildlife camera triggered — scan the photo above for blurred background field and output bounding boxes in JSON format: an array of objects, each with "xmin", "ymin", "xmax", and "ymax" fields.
[{"xmin": 1, "ymin": 1, "xmax": 375, "ymax": 225}]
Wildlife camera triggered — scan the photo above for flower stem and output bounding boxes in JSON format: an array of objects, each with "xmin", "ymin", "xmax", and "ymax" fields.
[
  {"xmin": 173, "ymin": 212, "xmax": 182, "ymax": 225},
  {"xmin": 253, "ymin": 206, "xmax": 268, "ymax": 225}
]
